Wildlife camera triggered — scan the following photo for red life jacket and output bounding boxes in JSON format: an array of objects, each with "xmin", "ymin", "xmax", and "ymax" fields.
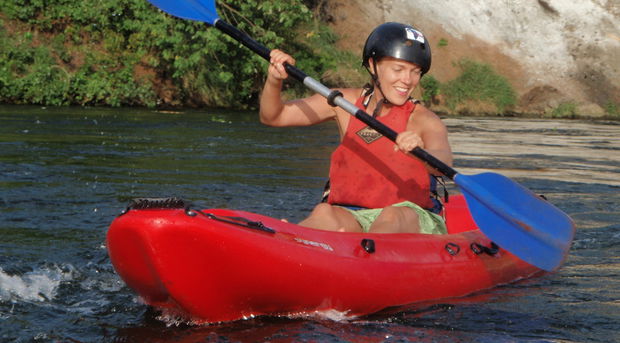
[{"xmin": 327, "ymin": 96, "xmax": 434, "ymax": 209}]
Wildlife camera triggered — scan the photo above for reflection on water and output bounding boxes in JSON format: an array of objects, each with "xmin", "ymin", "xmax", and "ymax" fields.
[
  {"xmin": 0, "ymin": 105, "xmax": 618, "ymax": 342},
  {"xmin": 447, "ymin": 118, "xmax": 620, "ymax": 187}
]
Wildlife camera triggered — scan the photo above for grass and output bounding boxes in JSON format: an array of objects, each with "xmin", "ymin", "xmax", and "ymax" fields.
[
  {"xmin": 441, "ymin": 59, "xmax": 516, "ymax": 114},
  {"xmin": 604, "ymin": 102, "xmax": 620, "ymax": 117},
  {"xmin": 549, "ymin": 102, "xmax": 578, "ymax": 118}
]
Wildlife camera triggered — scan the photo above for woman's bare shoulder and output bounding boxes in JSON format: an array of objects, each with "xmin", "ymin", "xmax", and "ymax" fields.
[
  {"xmin": 410, "ymin": 103, "xmax": 448, "ymax": 132},
  {"xmin": 412, "ymin": 103, "xmax": 443, "ymax": 122}
]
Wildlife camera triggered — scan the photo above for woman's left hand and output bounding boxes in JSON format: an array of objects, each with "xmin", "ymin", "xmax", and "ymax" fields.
[{"xmin": 394, "ymin": 130, "xmax": 424, "ymax": 153}]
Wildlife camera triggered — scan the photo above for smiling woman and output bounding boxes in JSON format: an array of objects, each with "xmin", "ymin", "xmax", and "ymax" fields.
[{"xmin": 258, "ymin": 21, "xmax": 453, "ymax": 235}]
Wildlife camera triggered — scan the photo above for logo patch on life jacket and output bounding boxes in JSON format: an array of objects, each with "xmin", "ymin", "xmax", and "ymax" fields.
[{"xmin": 356, "ymin": 126, "xmax": 383, "ymax": 144}]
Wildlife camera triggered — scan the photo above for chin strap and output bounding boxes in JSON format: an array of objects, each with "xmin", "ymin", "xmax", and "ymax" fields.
[
  {"xmin": 373, "ymin": 99, "xmax": 389, "ymax": 118},
  {"xmin": 364, "ymin": 60, "xmax": 392, "ymax": 117}
]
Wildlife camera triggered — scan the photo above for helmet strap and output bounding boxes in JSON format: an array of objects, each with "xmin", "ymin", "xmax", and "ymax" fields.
[
  {"xmin": 372, "ymin": 98, "xmax": 388, "ymax": 118},
  {"xmin": 365, "ymin": 58, "xmax": 392, "ymax": 117}
]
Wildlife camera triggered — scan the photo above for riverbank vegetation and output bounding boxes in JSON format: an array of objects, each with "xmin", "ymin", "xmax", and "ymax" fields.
[
  {"xmin": 0, "ymin": 0, "xmax": 361, "ymax": 108},
  {"xmin": 1, "ymin": 0, "xmax": 618, "ymax": 118},
  {"xmin": 421, "ymin": 59, "xmax": 516, "ymax": 115}
]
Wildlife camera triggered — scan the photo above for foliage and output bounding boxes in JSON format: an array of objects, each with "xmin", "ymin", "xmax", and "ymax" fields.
[
  {"xmin": 604, "ymin": 101, "xmax": 619, "ymax": 117},
  {"xmin": 438, "ymin": 38, "xmax": 448, "ymax": 47},
  {"xmin": 442, "ymin": 59, "xmax": 517, "ymax": 114},
  {"xmin": 0, "ymin": 0, "xmax": 351, "ymax": 108},
  {"xmin": 549, "ymin": 102, "xmax": 577, "ymax": 118},
  {"xmin": 420, "ymin": 74, "xmax": 440, "ymax": 105}
]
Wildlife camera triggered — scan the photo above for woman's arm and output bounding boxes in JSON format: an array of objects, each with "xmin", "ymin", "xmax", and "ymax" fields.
[
  {"xmin": 259, "ymin": 49, "xmax": 338, "ymax": 127},
  {"xmin": 396, "ymin": 106, "xmax": 453, "ymax": 175}
]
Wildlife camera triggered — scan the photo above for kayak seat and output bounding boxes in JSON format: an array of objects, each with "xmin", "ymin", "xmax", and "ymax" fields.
[{"xmin": 443, "ymin": 195, "xmax": 479, "ymax": 234}]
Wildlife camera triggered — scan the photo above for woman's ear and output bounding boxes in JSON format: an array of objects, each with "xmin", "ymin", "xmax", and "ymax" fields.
[{"xmin": 367, "ymin": 58, "xmax": 377, "ymax": 76}]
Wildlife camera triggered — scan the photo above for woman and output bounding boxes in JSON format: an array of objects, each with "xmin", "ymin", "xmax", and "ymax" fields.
[{"xmin": 259, "ymin": 22, "xmax": 453, "ymax": 234}]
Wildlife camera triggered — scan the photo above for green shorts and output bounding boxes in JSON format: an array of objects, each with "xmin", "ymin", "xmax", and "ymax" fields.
[{"xmin": 341, "ymin": 201, "xmax": 447, "ymax": 234}]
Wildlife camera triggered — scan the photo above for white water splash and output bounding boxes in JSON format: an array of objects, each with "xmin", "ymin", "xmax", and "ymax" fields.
[
  {"xmin": 154, "ymin": 307, "xmax": 357, "ymax": 327},
  {"xmin": 0, "ymin": 266, "xmax": 74, "ymax": 303},
  {"xmin": 286, "ymin": 309, "xmax": 357, "ymax": 323},
  {"xmin": 156, "ymin": 307, "xmax": 197, "ymax": 327}
]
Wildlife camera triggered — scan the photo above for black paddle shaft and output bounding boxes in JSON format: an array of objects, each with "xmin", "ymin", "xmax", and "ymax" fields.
[
  {"xmin": 214, "ymin": 20, "xmax": 309, "ymax": 83},
  {"xmin": 214, "ymin": 19, "xmax": 457, "ymax": 179}
]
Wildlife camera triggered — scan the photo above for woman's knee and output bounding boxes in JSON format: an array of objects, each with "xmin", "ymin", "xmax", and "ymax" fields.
[
  {"xmin": 379, "ymin": 206, "xmax": 418, "ymax": 222},
  {"xmin": 371, "ymin": 206, "xmax": 420, "ymax": 233},
  {"xmin": 302, "ymin": 203, "xmax": 358, "ymax": 232},
  {"xmin": 309, "ymin": 203, "xmax": 337, "ymax": 217}
]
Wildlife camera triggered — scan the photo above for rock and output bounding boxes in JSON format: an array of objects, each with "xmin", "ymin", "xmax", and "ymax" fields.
[
  {"xmin": 519, "ymin": 85, "xmax": 568, "ymax": 114},
  {"xmin": 577, "ymin": 103, "xmax": 606, "ymax": 117}
]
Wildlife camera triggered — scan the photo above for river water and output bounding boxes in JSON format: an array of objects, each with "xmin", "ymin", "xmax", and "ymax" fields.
[{"xmin": 1, "ymin": 105, "xmax": 618, "ymax": 343}]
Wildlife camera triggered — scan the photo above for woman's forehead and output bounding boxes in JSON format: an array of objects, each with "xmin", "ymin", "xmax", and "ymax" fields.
[{"xmin": 379, "ymin": 57, "xmax": 421, "ymax": 69}]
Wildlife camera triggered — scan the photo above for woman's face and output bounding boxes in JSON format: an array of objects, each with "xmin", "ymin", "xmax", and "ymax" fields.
[{"xmin": 372, "ymin": 57, "xmax": 422, "ymax": 105}]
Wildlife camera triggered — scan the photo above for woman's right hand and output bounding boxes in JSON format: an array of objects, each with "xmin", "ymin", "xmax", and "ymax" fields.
[{"xmin": 268, "ymin": 49, "xmax": 296, "ymax": 82}]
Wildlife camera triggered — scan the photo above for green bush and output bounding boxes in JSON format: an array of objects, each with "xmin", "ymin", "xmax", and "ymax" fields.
[
  {"xmin": 549, "ymin": 102, "xmax": 577, "ymax": 118},
  {"xmin": 604, "ymin": 102, "xmax": 619, "ymax": 117},
  {"xmin": 420, "ymin": 74, "xmax": 440, "ymax": 105},
  {"xmin": 0, "ymin": 0, "xmax": 351, "ymax": 108},
  {"xmin": 443, "ymin": 59, "xmax": 516, "ymax": 114}
]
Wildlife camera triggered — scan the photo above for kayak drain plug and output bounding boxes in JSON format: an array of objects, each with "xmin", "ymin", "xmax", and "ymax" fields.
[{"xmin": 361, "ymin": 239, "xmax": 375, "ymax": 253}]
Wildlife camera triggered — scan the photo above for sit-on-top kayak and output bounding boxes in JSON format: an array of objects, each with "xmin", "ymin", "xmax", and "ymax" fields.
[{"xmin": 107, "ymin": 195, "xmax": 543, "ymax": 323}]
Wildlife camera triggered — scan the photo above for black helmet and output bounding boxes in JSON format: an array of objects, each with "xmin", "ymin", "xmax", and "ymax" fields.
[{"xmin": 362, "ymin": 22, "xmax": 432, "ymax": 75}]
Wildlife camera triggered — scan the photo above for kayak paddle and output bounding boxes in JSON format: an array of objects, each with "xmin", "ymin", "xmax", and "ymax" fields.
[{"xmin": 145, "ymin": 0, "xmax": 575, "ymax": 272}]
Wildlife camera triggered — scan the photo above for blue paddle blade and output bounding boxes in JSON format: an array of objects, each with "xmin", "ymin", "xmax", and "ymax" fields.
[
  {"xmin": 147, "ymin": 0, "xmax": 219, "ymax": 24},
  {"xmin": 454, "ymin": 172, "xmax": 575, "ymax": 272}
]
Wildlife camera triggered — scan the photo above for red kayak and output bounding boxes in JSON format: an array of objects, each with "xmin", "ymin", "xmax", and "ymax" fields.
[{"xmin": 107, "ymin": 195, "xmax": 542, "ymax": 323}]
